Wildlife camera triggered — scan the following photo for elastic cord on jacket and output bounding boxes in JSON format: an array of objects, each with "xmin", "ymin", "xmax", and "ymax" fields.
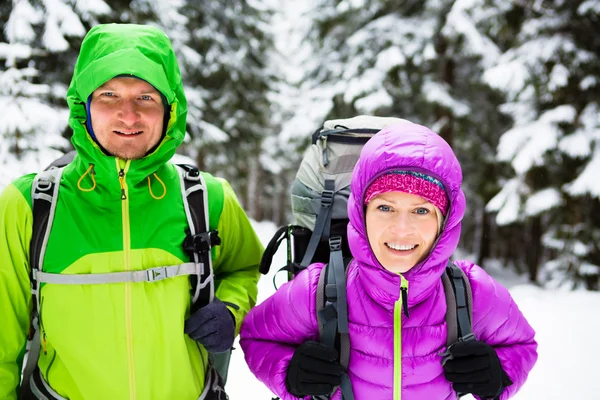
[
  {"xmin": 148, "ymin": 173, "xmax": 166, "ymax": 200},
  {"xmin": 77, "ymin": 164, "xmax": 97, "ymax": 192}
]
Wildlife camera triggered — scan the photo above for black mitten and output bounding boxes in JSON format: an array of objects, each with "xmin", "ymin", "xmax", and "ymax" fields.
[
  {"xmin": 184, "ymin": 298, "xmax": 235, "ymax": 353},
  {"xmin": 443, "ymin": 339, "xmax": 513, "ymax": 399},
  {"xmin": 285, "ymin": 341, "xmax": 344, "ymax": 397}
]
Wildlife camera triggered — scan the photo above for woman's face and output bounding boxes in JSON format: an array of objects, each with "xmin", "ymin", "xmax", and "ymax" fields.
[{"xmin": 365, "ymin": 191, "xmax": 440, "ymax": 274}]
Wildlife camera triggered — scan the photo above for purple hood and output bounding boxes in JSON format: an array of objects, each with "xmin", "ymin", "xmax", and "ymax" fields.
[{"xmin": 347, "ymin": 122, "xmax": 466, "ymax": 304}]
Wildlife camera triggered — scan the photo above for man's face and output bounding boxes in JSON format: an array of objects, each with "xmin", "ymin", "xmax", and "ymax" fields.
[{"xmin": 89, "ymin": 77, "xmax": 165, "ymax": 160}]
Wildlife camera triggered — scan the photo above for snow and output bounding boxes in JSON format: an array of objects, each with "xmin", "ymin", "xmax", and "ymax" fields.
[
  {"xmin": 74, "ymin": 0, "xmax": 112, "ymax": 17},
  {"xmin": 224, "ymin": 220, "xmax": 600, "ymax": 399},
  {"xmin": 486, "ymin": 177, "xmax": 523, "ymax": 225},
  {"xmin": 443, "ymin": 0, "xmax": 502, "ymax": 69},
  {"xmin": 423, "ymin": 80, "xmax": 471, "ymax": 117},
  {"xmin": 579, "ymin": 75, "xmax": 597, "ymax": 90},
  {"xmin": 580, "ymin": 263, "xmax": 600, "ymax": 276},
  {"xmin": 558, "ymin": 131, "xmax": 592, "ymax": 158},
  {"xmin": 43, "ymin": 16, "xmax": 70, "ymax": 52},
  {"xmin": 578, "ymin": 0, "xmax": 600, "ymax": 15},
  {"xmin": 548, "ymin": 64, "xmax": 569, "ymax": 91},
  {"xmin": 0, "ymin": 43, "xmax": 32, "ymax": 64},
  {"xmin": 5, "ymin": 0, "xmax": 42, "ymax": 44},
  {"xmin": 525, "ymin": 188, "xmax": 563, "ymax": 217},
  {"xmin": 497, "ymin": 105, "xmax": 576, "ymax": 175},
  {"xmin": 564, "ymin": 148, "xmax": 600, "ymax": 198}
]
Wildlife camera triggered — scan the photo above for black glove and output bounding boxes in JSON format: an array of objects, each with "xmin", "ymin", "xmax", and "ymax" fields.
[
  {"xmin": 184, "ymin": 297, "xmax": 235, "ymax": 353},
  {"xmin": 443, "ymin": 339, "xmax": 513, "ymax": 399},
  {"xmin": 285, "ymin": 340, "xmax": 344, "ymax": 397}
]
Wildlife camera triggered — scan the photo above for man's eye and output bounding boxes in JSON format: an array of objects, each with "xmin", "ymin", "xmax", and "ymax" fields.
[{"xmin": 140, "ymin": 95, "xmax": 152, "ymax": 100}]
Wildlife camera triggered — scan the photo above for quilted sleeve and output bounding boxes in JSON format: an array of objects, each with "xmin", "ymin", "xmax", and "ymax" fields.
[
  {"xmin": 459, "ymin": 261, "xmax": 538, "ymax": 399},
  {"xmin": 239, "ymin": 263, "xmax": 324, "ymax": 400}
]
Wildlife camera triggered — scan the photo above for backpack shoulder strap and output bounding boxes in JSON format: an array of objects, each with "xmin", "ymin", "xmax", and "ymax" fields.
[
  {"xmin": 316, "ymin": 236, "xmax": 354, "ymax": 400},
  {"xmin": 176, "ymin": 164, "xmax": 222, "ymax": 310},
  {"xmin": 442, "ymin": 262, "xmax": 474, "ymax": 347},
  {"xmin": 300, "ymin": 179, "xmax": 335, "ymax": 267},
  {"xmin": 22, "ymin": 167, "xmax": 65, "ymax": 399}
]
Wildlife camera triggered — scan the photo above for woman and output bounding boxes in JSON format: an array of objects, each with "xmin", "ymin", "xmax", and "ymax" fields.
[{"xmin": 240, "ymin": 122, "xmax": 537, "ymax": 399}]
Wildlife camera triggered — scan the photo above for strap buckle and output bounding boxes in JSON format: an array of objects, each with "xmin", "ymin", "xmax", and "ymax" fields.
[
  {"xmin": 460, "ymin": 332, "xmax": 476, "ymax": 342},
  {"xmin": 329, "ymin": 236, "xmax": 342, "ymax": 252},
  {"xmin": 177, "ymin": 164, "xmax": 202, "ymax": 182},
  {"xmin": 183, "ymin": 230, "xmax": 221, "ymax": 256},
  {"xmin": 184, "ymin": 170, "xmax": 201, "ymax": 182},
  {"xmin": 146, "ymin": 267, "xmax": 169, "ymax": 282},
  {"xmin": 321, "ymin": 189, "xmax": 334, "ymax": 208}
]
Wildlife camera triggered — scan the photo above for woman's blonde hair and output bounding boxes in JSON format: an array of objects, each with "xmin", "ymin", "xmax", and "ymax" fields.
[{"xmin": 433, "ymin": 206, "xmax": 444, "ymax": 235}]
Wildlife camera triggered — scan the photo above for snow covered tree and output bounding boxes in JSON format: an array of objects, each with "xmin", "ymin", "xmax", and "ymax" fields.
[
  {"xmin": 172, "ymin": 0, "xmax": 277, "ymax": 219},
  {"xmin": 0, "ymin": 0, "xmax": 112, "ymax": 188},
  {"xmin": 284, "ymin": 0, "xmax": 523, "ymax": 265},
  {"xmin": 485, "ymin": 0, "xmax": 600, "ymax": 290}
]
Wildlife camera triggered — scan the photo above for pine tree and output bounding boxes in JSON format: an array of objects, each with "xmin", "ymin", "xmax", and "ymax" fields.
[
  {"xmin": 485, "ymin": 0, "xmax": 600, "ymax": 290},
  {"xmin": 175, "ymin": 0, "xmax": 277, "ymax": 219},
  {"xmin": 0, "ymin": 0, "xmax": 112, "ymax": 187},
  {"xmin": 291, "ymin": 0, "xmax": 521, "ymax": 267}
]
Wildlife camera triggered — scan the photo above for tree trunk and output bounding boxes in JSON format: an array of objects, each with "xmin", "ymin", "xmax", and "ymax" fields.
[
  {"xmin": 271, "ymin": 173, "xmax": 284, "ymax": 226},
  {"xmin": 434, "ymin": 31, "xmax": 455, "ymax": 147},
  {"xmin": 527, "ymin": 216, "xmax": 542, "ymax": 283},
  {"xmin": 477, "ymin": 210, "xmax": 491, "ymax": 267},
  {"xmin": 246, "ymin": 155, "xmax": 259, "ymax": 220}
]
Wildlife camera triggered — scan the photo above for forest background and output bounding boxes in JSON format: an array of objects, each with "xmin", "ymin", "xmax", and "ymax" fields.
[{"xmin": 1, "ymin": 0, "xmax": 599, "ymax": 291}]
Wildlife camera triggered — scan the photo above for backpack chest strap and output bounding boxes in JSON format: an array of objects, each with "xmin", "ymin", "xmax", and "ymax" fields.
[{"xmin": 33, "ymin": 262, "xmax": 204, "ymax": 285}]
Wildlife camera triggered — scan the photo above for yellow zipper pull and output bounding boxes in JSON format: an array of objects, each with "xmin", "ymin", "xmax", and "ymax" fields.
[{"xmin": 118, "ymin": 169, "xmax": 127, "ymax": 200}]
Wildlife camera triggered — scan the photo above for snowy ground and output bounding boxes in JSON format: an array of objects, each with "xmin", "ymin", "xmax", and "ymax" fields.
[{"xmin": 226, "ymin": 220, "xmax": 600, "ymax": 400}]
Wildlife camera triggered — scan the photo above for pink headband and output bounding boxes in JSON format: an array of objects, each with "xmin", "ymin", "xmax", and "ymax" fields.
[{"xmin": 364, "ymin": 171, "xmax": 449, "ymax": 215}]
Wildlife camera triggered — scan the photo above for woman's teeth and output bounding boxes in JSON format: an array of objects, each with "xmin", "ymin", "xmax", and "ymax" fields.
[{"xmin": 386, "ymin": 243, "xmax": 417, "ymax": 251}]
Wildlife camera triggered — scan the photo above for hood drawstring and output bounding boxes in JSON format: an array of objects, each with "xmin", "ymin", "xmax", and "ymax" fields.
[
  {"xmin": 77, "ymin": 164, "xmax": 96, "ymax": 192},
  {"xmin": 77, "ymin": 164, "xmax": 166, "ymax": 199},
  {"xmin": 148, "ymin": 173, "xmax": 166, "ymax": 200}
]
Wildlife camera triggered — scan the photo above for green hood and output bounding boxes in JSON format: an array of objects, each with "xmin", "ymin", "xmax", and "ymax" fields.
[{"xmin": 66, "ymin": 23, "xmax": 187, "ymax": 182}]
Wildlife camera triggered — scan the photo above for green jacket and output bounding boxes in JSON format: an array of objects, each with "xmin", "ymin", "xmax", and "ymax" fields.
[{"xmin": 0, "ymin": 24, "xmax": 263, "ymax": 400}]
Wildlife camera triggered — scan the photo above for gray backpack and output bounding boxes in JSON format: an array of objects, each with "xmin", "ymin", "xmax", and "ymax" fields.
[{"xmin": 259, "ymin": 116, "xmax": 474, "ymax": 400}]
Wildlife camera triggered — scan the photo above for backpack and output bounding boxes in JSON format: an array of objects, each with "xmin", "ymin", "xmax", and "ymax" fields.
[
  {"xmin": 21, "ymin": 151, "xmax": 229, "ymax": 400},
  {"xmin": 260, "ymin": 116, "xmax": 474, "ymax": 400}
]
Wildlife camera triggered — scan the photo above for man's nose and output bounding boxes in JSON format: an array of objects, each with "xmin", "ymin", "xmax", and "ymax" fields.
[{"xmin": 117, "ymin": 100, "xmax": 140, "ymax": 126}]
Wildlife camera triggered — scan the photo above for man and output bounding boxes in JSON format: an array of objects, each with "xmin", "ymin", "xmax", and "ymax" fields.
[{"xmin": 0, "ymin": 24, "xmax": 263, "ymax": 400}]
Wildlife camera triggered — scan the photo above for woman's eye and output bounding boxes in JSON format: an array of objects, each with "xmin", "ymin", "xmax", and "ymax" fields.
[
  {"xmin": 377, "ymin": 204, "xmax": 391, "ymax": 212},
  {"xmin": 415, "ymin": 207, "xmax": 430, "ymax": 215}
]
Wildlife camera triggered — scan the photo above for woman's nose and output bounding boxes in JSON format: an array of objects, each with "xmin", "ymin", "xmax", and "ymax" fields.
[{"xmin": 390, "ymin": 212, "xmax": 415, "ymax": 234}]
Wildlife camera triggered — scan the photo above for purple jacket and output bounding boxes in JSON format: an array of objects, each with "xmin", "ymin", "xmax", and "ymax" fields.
[{"xmin": 240, "ymin": 123, "xmax": 537, "ymax": 399}]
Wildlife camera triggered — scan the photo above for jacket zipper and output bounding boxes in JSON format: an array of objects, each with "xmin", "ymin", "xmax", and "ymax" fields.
[
  {"xmin": 117, "ymin": 159, "xmax": 135, "ymax": 399},
  {"xmin": 394, "ymin": 276, "xmax": 409, "ymax": 400}
]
